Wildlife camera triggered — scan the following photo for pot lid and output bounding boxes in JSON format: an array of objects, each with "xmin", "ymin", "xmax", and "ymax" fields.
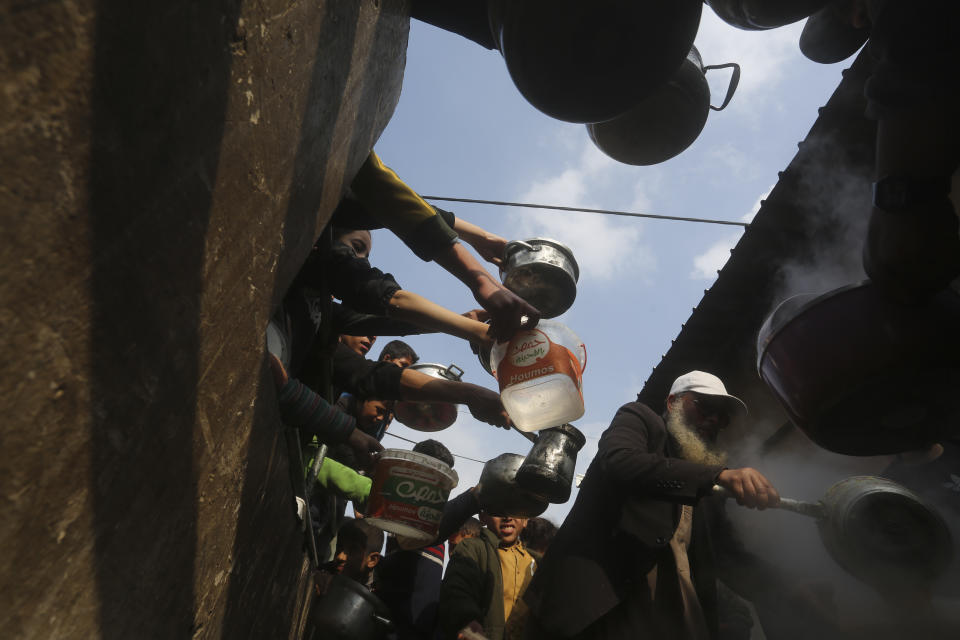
[
  {"xmin": 504, "ymin": 237, "xmax": 580, "ymax": 282},
  {"xmin": 377, "ymin": 448, "xmax": 459, "ymax": 486},
  {"xmin": 406, "ymin": 362, "xmax": 464, "ymax": 381}
]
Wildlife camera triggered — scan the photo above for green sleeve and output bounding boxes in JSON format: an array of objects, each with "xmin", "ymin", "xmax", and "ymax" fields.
[
  {"xmin": 313, "ymin": 458, "xmax": 371, "ymax": 504},
  {"xmin": 438, "ymin": 538, "xmax": 489, "ymax": 637}
]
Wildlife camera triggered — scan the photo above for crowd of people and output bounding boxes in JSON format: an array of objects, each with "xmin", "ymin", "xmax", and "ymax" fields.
[{"xmin": 261, "ymin": 146, "xmax": 832, "ymax": 640}]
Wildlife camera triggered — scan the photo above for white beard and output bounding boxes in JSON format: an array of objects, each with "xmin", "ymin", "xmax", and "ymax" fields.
[{"xmin": 665, "ymin": 402, "xmax": 727, "ymax": 467}]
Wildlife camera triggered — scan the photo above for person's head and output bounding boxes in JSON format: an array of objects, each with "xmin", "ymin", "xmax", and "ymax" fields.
[
  {"xmin": 412, "ymin": 439, "xmax": 455, "ymax": 469},
  {"xmin": 664, "ymin": 371, "xmax": 746, "ymax": 465},
  {"xmin": 340, "ymin": 333, "xmax": 377, "ymax": 357},
  {"xmin": 448, "ymin": 517, "xmax": 483, "ymax": 555},
  {"xmin": 520, "ymin": 517, "xmax": 558, "ymax": 555},
  {"xmin": 357, "ymin": 397, "xmax": 393, "ymax": 435},
  {"xmin": 332, "ymin": 227, "xmax": 373, "ymax": 259},
  {"xmin": 480, "ymin": 512, "xmax": 527, "ymax": 548},
  {"xmin": 335, "ymin": 519, "xmax": 384, "ymax": 582},
  {"xmin": 378, "ymin": 340, "xmax": 419, "ymax": 369}
]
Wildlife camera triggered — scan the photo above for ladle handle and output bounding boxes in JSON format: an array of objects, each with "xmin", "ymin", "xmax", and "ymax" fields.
[
  {"xmin": 711, "ymin": 485, "xmax": 824, "ymax": 519},
  {"xmin": 513, "ymin": 426, "xmax": 539, "ymax": 444}
]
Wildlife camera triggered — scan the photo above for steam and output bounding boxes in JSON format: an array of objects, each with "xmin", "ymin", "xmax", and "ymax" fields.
[
  {"xmin": 769, "ymin": 133, "xmax": 872, "ymax": 307},
  {"xmin": 718, "ymin": 423, "xmax": 960, "ymax": 637}
]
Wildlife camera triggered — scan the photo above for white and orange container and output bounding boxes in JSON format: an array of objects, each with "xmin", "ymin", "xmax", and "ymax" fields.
[
  {"xmin": 365, "ymin": 449, "xmax": 459, "ymax": 543},
  {"xmin": 490, "ymin": 319, "xmax": 586, "ymax": 432}
]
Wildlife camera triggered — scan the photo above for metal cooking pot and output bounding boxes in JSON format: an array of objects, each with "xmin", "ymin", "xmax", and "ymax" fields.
[
  {"xmin": 799, "ymin": 5, "xmax": 869, "ymax": 64},
  {"xmin": 394, "ymin": 363, "xmax": 464, "ymax": 432},
  {"xmin": 586, "ymin": 46, "xmax": 740, "ymax": 166},
  {"xmin": 705, "ymin": 0, "xmax": 829, "ymax": 30},
  {"xmin": 816, "ymin": 476, "xmax": 953, "ymax": 592},
  {"xmin": 311, "ymin": 574, "xmax": 394, "ymax": 640},
  {"xmin": 756, "ymin": 281, "xmax": 960, "ymax": 455},
  {"xmin": 487, "ymin": 0, "xmax": 703, "ymax": 123},
  {"xmin": 516, "ymin": 424, "xmax": 586, "ymax": 503},
  {"xmin": 500, "ymin": 238, "xmax": 579, "ymax": 319},
  {"xmin": 476, "ymin": 453, "xmax": 550, "ymax": 518},
  {"xmin": 717, "ymin": 476, "xmax": 954, "ymax": 593}
]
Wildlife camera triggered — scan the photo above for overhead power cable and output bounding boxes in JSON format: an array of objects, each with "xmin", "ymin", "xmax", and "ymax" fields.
[
  {"xmin": 384, "ymin": 431, "xmax": 488, "ymax": 465},
  {"xmin": 421, "ymin": 195, "xmax": 750, "ymax": 228}
]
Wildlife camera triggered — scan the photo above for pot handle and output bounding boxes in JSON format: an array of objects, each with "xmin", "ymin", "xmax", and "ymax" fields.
[
  {"xmin": 505, "ymin": 240, "xmax": 541, "ymax": 253},
  {"xmin": 703, "ymin": 62, "xmax": 740, "ymax": 112},
  {"xmin": 444, "ymin": 364, "xmax": 465, "ymax": 381},
  {"xmin": 373, "ymin": 614, "xmax": 395, "ymax": 631}
]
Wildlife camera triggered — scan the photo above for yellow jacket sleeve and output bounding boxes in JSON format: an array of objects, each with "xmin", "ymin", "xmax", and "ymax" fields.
[{"xmin": 349, "ymin": 151, "xmax": 458, "ymax": 260}]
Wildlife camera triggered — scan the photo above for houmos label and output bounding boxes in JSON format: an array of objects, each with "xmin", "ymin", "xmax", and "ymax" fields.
[
  {"xmin": 494, "ymin": 328, "xmax": 583, "ymax": 397},
  {"xmin": 367, "ymin": 458, "xmax": 453, "ymax": 536}
]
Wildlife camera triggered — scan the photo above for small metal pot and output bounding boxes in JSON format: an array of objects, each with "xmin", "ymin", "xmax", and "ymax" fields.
[
  {"xmin": 500, "ymin": 238, "xmax": 579, "ymax": 318},
  {"xmin": 476, "ymin": 453, "xmax": 549, "ymax": 518},
  {"xmin": 816, "ymin": 476, "xmax": 953, "ymax": 593},
  {"xmin": 718, "ymin": 475, "xmax": 954, "ymax": 593},
  {"xmin": 311, "ymin": 575, "xmax": 394, "ymax": 640},
  {"xmin": 516, "ymin": 424, "xmax": 586, "ymax": 503},
  {"xmin": 394, "ymin": 363, "xmax": 464, "ymax": 432}
]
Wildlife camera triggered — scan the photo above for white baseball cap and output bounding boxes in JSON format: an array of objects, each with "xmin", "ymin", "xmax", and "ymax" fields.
[{"xmin": 668, "ymin": 370, "xmax": 747, "ymax": 418}]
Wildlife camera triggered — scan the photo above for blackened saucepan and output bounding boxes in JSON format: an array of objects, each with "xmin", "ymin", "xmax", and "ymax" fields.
[
  {"xmin": 311, "ymin": 575, "xmax": 394, "ymax": 640},
  {"xmin": 476, "ymin": 453, "xmax": 550, "ymax": 518},
  {"xmin": 487, "ymin": 0, "xmax": 703, "ymax": 123},
  {"xmin": 705, "ymin": 0, "xmax": 829, "ymax": 30},
  {"xmin": 716, "ymin": 476, "xmax": 954, "ymax": 594},
  {"xmin": 516, "ymin": 424, "xmax": 586, "ymax": 503},
  {"xmin": 756, "ymin": 281, "xmax": 960, "ymax": 455}
]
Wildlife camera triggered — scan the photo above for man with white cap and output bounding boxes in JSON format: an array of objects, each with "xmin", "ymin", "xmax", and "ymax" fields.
[{"xmin": 522, "ymin": 371, "xmax": 784, "ymax": 640}]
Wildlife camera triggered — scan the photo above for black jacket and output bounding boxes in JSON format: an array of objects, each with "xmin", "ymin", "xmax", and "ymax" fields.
[{"xmin": 524, "ymin": 401, "xmax": 777, "ymax": 638}]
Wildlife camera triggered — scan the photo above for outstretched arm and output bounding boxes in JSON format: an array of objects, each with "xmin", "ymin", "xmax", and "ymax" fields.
[{"xmin": 434, "ymin": 242, "xmax": 541, "ymax": 341}]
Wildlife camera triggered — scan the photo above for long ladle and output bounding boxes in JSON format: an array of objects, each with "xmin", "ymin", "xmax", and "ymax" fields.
[{"xmin": 712, "ymin": 485, "xmax": 824, "ymax": 519}]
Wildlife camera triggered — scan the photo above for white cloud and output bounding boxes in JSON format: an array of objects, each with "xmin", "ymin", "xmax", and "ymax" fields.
[
  {"xmin": 691, "ymin": 236, "xmax": 738, "ymax": 279},
  {"xmin": 512, "ymin": 142, "xmax": 658, "ymax": 283},
  {"xmin": 689, "ymin": 183, "xmax": 772, "ymax": 279},
  {"xmin": 743, "ymin": 184, "xmax": 775, "ymax": 222}
]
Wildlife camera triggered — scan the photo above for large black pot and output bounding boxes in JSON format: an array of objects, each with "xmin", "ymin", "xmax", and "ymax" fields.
[
  {"xmin": 311, "ymin": 575, "xmax": 393, "ymax": 640},
  {"xmin": 705, "ymin": 0, "xmax": 829, "ymax": 30},
  {"xmin": 757, "ymin": 281, "xmax": 960, "ymax": 455},
  {"xmin": 488, "ymin": 0, "xmax": 703, "ymax": 123},
  {"xmin": 586, "ymin": 45, "xmax": 740, "ymax": 166}
]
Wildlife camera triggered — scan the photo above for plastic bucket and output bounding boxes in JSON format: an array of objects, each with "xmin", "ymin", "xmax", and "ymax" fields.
[{"xmin": 365, "ymin": 449, "xmax": 459, "ymax": 542}]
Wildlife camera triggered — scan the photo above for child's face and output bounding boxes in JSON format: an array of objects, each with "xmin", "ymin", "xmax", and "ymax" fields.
[
  {"xmin": 358, "ymin": 399, "xmax": 392, "ymax": 432},
  {"xmin": 334, "ymin": 545, "xmax": 380, "ymax": 581},
  {"xmin": 336, "ymin": 230, "xmax": 373, "ymax": 258},
  {"xmin": 334, "ymin": 543, "xmax": 365, "ymax": 576},
  {"xmin": 482, "ymin": 514, "xmax": 527, "ymax": 545},
  {"xmin": 340, "ymin": 334, "xmax": 376, "ymax": 357}
]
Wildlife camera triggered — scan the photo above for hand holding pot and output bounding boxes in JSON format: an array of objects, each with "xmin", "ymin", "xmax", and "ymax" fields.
[
  {"xmin": 474, "ymin": 277, "xmax": 541, "ymax": 342},
  {"xmin": 347, "ymin": 428, "xmax": 384, "ymax": 474},
  {"xmin": 716, "ymin": 467, "xmax": 780, "ymax": 509},
  {"xmin": 465, "ymin": 386, "xmax": 512, "ymax": 429}
]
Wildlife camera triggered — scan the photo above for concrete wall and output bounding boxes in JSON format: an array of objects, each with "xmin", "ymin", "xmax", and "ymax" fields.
[{"xmin": 0, "ymin": 1, "xmax": 409, "ymax": 637}]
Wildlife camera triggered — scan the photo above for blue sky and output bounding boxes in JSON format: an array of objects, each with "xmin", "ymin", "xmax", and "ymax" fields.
[{"xmin": 364, "ymin": 11, "xmax": 850, "ymax": 524}]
